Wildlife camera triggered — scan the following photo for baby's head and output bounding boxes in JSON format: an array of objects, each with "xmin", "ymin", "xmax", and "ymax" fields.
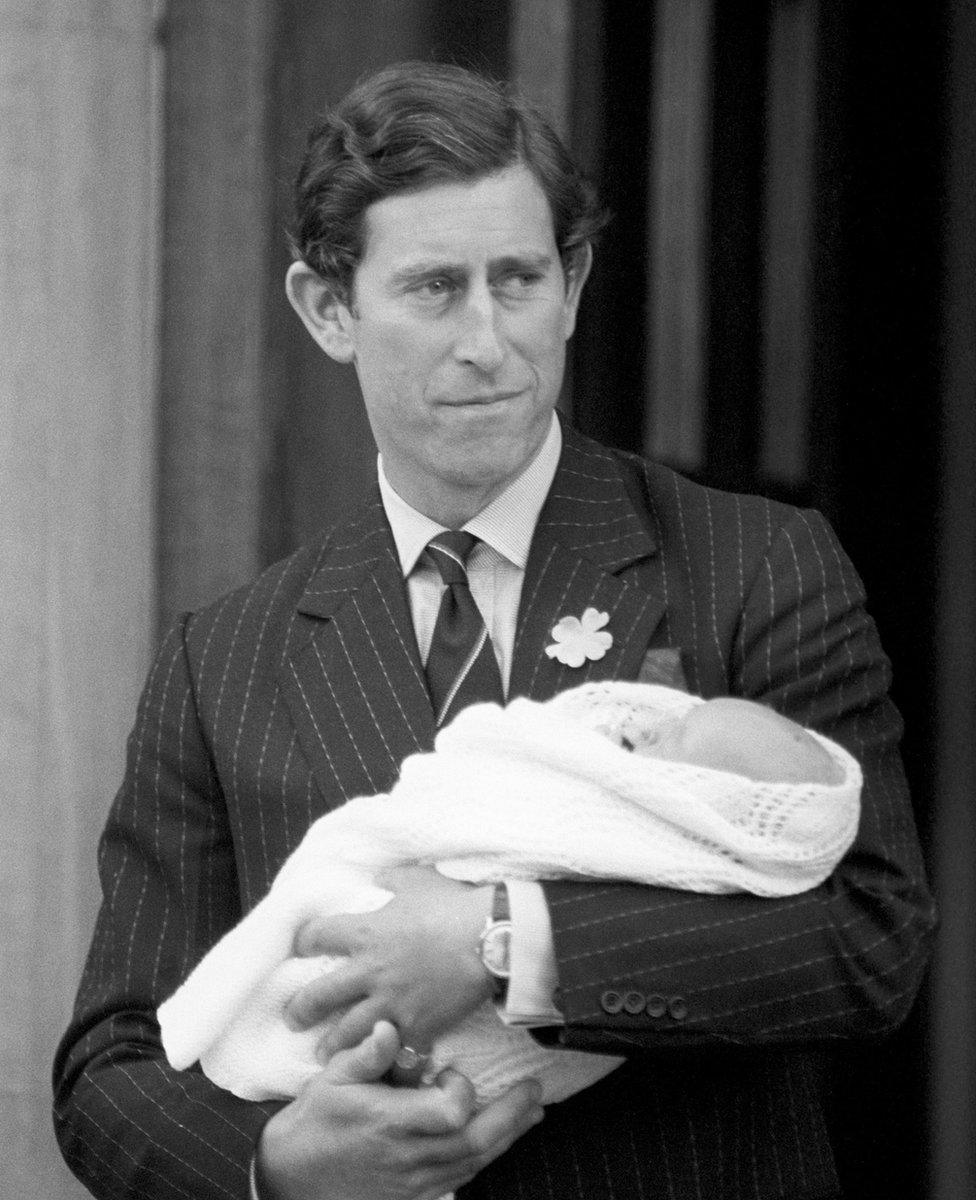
[{"xmin": 619, "ymin": 697, "xmax": 842, "ymax": 786}]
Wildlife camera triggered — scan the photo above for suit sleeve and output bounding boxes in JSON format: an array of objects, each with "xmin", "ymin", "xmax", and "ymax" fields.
[
  {"xmin": 52, "ymin": 616, "xmax": 283, "ymax": 1200},
  {"xmin": 540, "ymin": 507, "xmax": 937, "ymax": 1056}
]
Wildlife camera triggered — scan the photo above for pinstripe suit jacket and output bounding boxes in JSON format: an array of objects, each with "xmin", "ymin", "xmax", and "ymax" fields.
[{"xmin": 54, "ymin": 425, "xmax": 935, "ymax": 1200}]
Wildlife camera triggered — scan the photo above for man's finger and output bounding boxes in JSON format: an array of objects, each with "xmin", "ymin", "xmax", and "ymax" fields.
[
  {"xmin": 386, "ymin": 1068, "xmax": 478, "ymax": 1138},
  {"xmin": 315, "ymin": 999, "xmax": 390, "ymax": 1061},
  {"xmin": 418, "ymin": 1068, "xmax": 476, "ymax": 1131},
  {"xmin": 319, "ymin": 1019, "xmax": 401, "ymax": 1085},
  {"xmin": 286, "ymin": 965, "xmax": 367, "ymax": 1029},
  {"xmin": 424, "ymin": 1079, "xmax": 544, "ymax": 1166},
  {"xmin": 294, "ymin": 911, "xmax": 366, "ymax": 957}
]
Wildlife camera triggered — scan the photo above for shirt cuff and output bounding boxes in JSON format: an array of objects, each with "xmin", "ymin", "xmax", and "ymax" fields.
[{"xmin": 500, "ymin": 880, "xmax": 564, "ymax": 1026}]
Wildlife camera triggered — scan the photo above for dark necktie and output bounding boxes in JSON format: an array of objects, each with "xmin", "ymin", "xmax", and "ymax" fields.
[{"xmin": 424, "ymin": 531, "xmax": 505, "ymax": 728}]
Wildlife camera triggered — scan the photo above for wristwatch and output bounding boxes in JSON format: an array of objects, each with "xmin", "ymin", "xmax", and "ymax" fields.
[{"xmin": 478, "ymin": 883, "xmax": 512, "ymax": 1000}]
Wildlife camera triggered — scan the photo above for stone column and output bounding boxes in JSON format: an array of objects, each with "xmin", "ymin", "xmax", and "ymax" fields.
[
  {"xmin": 645, "ymin": 0, "xmax": 714, "ymax": 471},
  {"xmin": 156, "ymin": 0, "xmax": 274, "ymax": 626},
  {"xmin": 760, "ymin": 0, "xmax": 818, "ymax": 487},
  {"xmin": 0, "ymin": 2, "xmax": 161, "ymax": 1196}
]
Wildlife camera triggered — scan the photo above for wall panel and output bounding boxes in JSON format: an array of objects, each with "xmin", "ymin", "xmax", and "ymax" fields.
[
  {"xmin": 157, "ymin": 0, "xmax": 274, "ymax": 625},
  {"xmin": 0, "ymin": 3, "xmax": 161, "ymax": 1196}
]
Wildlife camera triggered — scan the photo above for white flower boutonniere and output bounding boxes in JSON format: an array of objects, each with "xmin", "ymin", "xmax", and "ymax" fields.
[{"xmin": 545, "ymin": 607, "xmax": 613, "ymax": 668}]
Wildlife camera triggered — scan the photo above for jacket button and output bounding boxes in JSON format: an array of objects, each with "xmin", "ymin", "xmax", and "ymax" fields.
[
  {"xmin": 645, "ymin": 993, "xmax": 667, "ymax": 1018},
  {"xmin": 623, "ymin": 990, "xmax": 647, "ymax": 1014},
  {"xmin": 600, "ymin": 989, "xmax": 624, "ymax": 1014},
  {"xmin": 668, "ymin": 995, "xmax": 689, "ymax": 1021}
]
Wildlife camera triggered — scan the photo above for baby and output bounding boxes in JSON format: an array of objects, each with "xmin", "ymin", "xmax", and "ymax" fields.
[
  {"xmin": 617, "ymin": 694, "xmax": 843, "ymax": 784},
  {"xmin": 159, "ymin": 682, "xmax": 860, "ymax": 1109}
]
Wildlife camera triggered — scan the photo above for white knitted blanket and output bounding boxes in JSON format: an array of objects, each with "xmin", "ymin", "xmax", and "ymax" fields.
[{"xmin": 159, "ymin": 682, "xmax": 861, "ymax": 1106}]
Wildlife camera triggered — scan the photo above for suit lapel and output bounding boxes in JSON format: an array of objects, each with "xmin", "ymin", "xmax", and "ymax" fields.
[
  {"xmin": 281, "ymin": 491, "xmax": 436, "ymax": 808},
  {"xmin": 281, "ymin": 428, "xmax": 670, "ymax": 806},
  {"xmin": 510, "ymin": 427, "xmax": 667, "ymax": 701}
]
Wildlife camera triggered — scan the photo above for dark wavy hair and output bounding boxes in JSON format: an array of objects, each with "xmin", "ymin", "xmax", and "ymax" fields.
[{"xmin": 289, "ymin": 61, "xmax": 609, "ymax": 299}]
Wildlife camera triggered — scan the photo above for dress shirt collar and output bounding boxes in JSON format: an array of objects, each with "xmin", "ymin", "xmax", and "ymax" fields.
[{"xmin": 377, "ymin": 413, "xmax": 562, "ymax": 575}]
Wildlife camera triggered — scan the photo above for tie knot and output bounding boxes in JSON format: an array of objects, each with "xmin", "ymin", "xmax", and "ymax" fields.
[{"xmin": 427, "ymin": 531, "xmax": 478, "ymax": 585}]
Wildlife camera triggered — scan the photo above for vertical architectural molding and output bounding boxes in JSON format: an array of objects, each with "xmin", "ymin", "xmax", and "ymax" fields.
[
  {"xmin": 510, "ymin": 0, "xmax": 574, "ymax": 144},
  {"xmin": 645, "ymin": 0, "xmax": 714, "ymax": 471},
  {"xmin": 760, "ymin": 0, "xmax": 818, "ymax": 485},
  {"xmin": 930, "ymin": 3, "xmax": 976, "ymax": 1197},
  {"xmin": 0, "ymin": 2, "xmax": 161, "ymax": 1196},
  {"xmin": 268, "ymin": 0, "xmax": 442, "ymax": 552},
  {"xmin": 157, "ymin": 0, "xmax": 273, "ymax": 626},
  {"xmin": 510, "ymin": 0, "xmax": 576, "ymax": 416}
]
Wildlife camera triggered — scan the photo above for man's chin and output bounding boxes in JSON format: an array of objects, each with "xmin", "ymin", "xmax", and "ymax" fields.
[{"xmin": 440, "ymin": 442, "xmax": 536, "ymax": 493}]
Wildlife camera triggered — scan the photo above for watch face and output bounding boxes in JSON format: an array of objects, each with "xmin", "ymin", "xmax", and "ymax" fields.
[{"xmin": 481, "ymin": 920, "xmax": 512, "ymax": 978}]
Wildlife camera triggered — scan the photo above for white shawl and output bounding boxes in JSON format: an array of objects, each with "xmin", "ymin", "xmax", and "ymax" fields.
[{"xmin": 159, "ymin": 682, "xmax": 861, "ymax": 1105}]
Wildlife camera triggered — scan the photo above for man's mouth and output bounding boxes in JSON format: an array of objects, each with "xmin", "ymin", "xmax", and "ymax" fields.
[{"xmin": 443, "ymin": 389, "xmax": 524, "ymax": 406}]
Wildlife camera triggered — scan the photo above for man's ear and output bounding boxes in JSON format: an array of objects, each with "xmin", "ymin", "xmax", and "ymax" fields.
[
  {"xmin": 561, "ymin": 242, "xmax": 593, "ymax": 340},
  {"xmin": 285, "ymin": 261, "xmax": 357, "ymax": 363}
]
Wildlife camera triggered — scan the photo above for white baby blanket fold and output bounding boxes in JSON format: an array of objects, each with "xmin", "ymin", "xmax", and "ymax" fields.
[{"xmin": 158, "ymin": 682, "xmax": 861, "ymax": 1106}]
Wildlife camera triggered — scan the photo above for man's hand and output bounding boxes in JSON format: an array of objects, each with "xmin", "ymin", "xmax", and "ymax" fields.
[
  {"xmin": 257, "ymin": 1020, "xmax": 543, "ymax": 1200},
  {"xmin": 288, "ymin": 866, "xmax": 495, "ymax": 1058}
]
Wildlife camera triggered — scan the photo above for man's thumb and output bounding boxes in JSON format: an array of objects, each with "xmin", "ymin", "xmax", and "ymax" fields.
[{"xmin": 323, "ymin": 1020, "xmax": 400, "ymax": 1085}]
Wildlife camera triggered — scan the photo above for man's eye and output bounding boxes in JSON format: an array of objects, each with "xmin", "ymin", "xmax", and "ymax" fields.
[
  {"xmin": 495, "ymin": 271, "xmax": 542, "ymax": 294},
  {"xmin": 417, "ymin": 278, "xmax": 454, "ymax": 298}
]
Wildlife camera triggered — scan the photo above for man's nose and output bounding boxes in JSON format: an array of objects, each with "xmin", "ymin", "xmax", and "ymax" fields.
[{"xmin": 453, "ymin": 288, "xmax": 505, "ymax": 372}]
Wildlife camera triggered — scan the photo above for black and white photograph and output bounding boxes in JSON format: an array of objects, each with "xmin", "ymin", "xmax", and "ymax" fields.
[{"xmin": 2, "ymin": 3, "xmax": 973, "ymax": 1199}]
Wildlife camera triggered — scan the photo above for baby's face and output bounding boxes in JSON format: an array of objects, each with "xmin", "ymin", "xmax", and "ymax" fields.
[
  {"xmin": 618, "ymin": 713, "xmax": 687, "ymax": 760},
  {"xmin": 618, "ymin": 698, "xmax": 841, "ymax": 785}
]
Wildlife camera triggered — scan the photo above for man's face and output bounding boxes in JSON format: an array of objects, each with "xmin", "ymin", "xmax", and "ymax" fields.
[{"xmin": 330, "ymin": 164, "xmax": 589, "ymax": 524}]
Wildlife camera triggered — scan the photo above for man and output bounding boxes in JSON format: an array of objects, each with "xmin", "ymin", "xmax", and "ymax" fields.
[{"xmin": 54, "ymin": 62, "xmax": 936, "ymax": 1200}]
